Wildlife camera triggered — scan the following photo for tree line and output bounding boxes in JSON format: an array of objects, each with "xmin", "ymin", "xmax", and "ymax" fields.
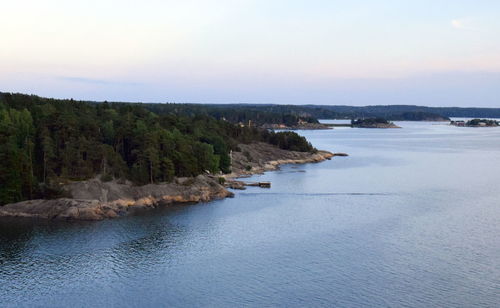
[
  {"xmin": 141, "ymin": 103, "xmax": 457, "ymax": 122},
  {"xmin": 141, "ymin": 103, "xmax": 319, "ymax": 126}
]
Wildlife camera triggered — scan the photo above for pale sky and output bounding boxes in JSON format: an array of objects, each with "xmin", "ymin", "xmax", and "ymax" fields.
[{"xmin": 1, "ymin": 0, "xmax": 499, "ymax": 106}]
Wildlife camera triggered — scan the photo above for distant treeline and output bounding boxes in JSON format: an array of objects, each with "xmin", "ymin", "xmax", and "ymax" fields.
[
  {"xmin": 300, "ymin": 105, "xmax": 500, "ymax": 119},
  {"xmin": 141, "ymin": 103, "xmax": 319, "ymax": 126},
  {"xmin": 153, "ymin": 104, "xmax": 500, "ymax": 122},
  {"xmin": 199, "ymin": 105, "xmax": 451, "ymax": 121},
  {"xmin": 137, "ymin": 104, "xmax": 500, "ymax": 123},
  {"xmin": 0, "ymin": 93, "xmax": 314, "ymax": 205}
]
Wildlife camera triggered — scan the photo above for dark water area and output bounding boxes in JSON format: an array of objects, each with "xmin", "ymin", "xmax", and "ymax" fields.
[{"xmin": 1, "ymin": 122, "xmax": 499, "ymax": 307}]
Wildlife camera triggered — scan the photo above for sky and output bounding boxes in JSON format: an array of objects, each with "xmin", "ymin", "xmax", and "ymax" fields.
[{"xmin": 1, "ymin": 0, "xmax": 499, "ymax": 106}]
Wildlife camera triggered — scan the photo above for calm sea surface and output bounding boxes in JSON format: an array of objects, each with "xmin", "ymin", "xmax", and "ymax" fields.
[{"xmin": 1, "ymin": 122, "xmax": 499, "ymax": 307}]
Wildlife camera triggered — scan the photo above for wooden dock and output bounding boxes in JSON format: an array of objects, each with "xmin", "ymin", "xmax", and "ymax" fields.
[
  {"xmin": 225, "ymin": 180, "xmax": 271, "ymax": 189},
  {"xmin": 245, "ymin": 181, "xmax": 271, "ymax": 188}
]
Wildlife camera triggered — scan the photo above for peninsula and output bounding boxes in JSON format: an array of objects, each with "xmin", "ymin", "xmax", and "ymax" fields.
[{"xmin": 0, "ymin": 93, "xmax": 334, "ymax": 221}]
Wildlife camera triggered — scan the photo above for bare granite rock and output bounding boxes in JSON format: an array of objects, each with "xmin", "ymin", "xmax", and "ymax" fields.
[
  {"xmin": 0, "ymin": 175, "xmax": 232, "ymax": 221},
  {"xmin": 228, "ymin": 142, "xmax": 334, "ymax": 178}
]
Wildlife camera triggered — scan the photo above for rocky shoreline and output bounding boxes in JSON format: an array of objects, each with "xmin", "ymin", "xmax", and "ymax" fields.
[
  {"xmin": 227, "ymin": 142, "xmax": 335, "ymax": 178},
  {"xmin": 0, "ymin": 143, "xmax": 335, "ymax": 221},
  {"xmin": 0, "ymin": 175, "xmax": 233, "ymax": 221}
]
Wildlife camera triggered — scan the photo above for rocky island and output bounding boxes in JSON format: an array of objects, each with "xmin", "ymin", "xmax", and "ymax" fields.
[
  {"xmin": 351, "ymin": 118, "xmax": 401, "ymax": 128},
  {"xmin": 451, "ymin": 119, "xmax": 499, "ymax": 127}
]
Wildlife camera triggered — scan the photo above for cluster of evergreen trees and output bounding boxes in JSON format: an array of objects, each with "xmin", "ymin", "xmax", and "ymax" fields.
[
  {"xmin": 0, "ymin": 93, "xmax": 314, "ymax": 205},
  {"xmin": 141, "ymin": 103, "xmax": 456, "ymax": 123},
  {"xmin": 267, "ymin": 132, "xmax": 317, "ymax": 152}
]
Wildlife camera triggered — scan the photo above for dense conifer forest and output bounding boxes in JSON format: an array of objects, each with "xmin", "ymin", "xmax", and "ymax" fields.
[
  {"xmin": 146, "ymin": 103, "xmax": 500, "ymax": 122},
  {"xmin": 0, "ymin": 93, "xmax": 314, "ymax": 205},
  {"xmin": 141, "ymin": 103, "xmax": 320, "ymax": 127}
]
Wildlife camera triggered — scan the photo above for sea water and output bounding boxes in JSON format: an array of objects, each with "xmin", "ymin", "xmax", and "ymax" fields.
[{"xmin": 1, "ymin": 121, "xmax": 499, "ymax": 307}]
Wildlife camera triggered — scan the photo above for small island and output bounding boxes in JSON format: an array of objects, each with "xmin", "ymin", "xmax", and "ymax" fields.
[
  {"xmin": 451, "ymin": 119, "xmax": 499, "ymax": 127},
  {"xmin": 351, "ymin": 118, "xmax": 401, "ymax": 128}
]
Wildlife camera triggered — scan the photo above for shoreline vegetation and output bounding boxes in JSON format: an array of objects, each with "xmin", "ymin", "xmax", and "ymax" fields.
[{"xmin": 0, "ymin": 143, "xmax": 335, "ymax": 221}]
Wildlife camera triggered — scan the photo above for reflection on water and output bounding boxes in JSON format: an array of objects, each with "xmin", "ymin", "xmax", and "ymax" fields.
[{"xmin": 1, "ymin": 122, "xmax": 499, "ymax": 307}]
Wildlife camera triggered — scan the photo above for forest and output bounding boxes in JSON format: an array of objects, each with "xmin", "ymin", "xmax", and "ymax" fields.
[
  {"xmin": 0, "ymin": 93, "xmax": 314, "ymax": 206},
  {"xmin": 143, "ymin": 104, "xmax": 452, "ymax": 122},
  {"xmin": 162, "ymin": 103, "xmax": 500, "ymax": 121},
  {"xmin": 140, "ymin": 103, "xmax": 319, "ymax": 126}
]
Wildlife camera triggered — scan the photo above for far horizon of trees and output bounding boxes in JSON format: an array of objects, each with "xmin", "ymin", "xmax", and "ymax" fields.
[
  {"xmin": 140, "ymin": 103, "xmax": 319, "ymax": 127},
  {"xmin": 140, "ymin": 103, "xmax": 455, "ymax": 123}
]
